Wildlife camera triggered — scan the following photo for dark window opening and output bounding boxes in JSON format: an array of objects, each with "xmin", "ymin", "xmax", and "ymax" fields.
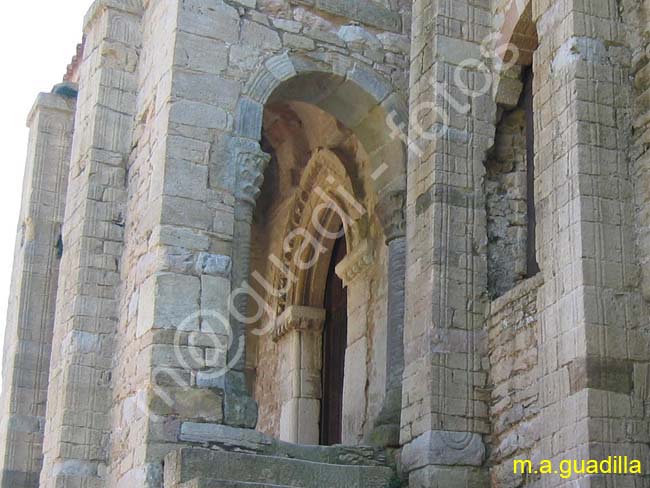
[
  {"xmin": 320, "ymin": 235, "xmax": 347, "ymax": 446},
  {"xmin": 523, "ymin": 68, "xmax": 539, "ymax": 278},
  {"xmin": 56, "ymin": 235, "xmax": 64, "ymax": 260}
]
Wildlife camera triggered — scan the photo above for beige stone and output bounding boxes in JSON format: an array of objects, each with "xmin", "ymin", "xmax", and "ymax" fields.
[{"xmin": 2, "ymin": 0, "xmax": 650, "ymax": 487}]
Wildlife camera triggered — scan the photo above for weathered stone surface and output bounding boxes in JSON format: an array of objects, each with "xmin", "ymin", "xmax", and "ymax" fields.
[
  {"xmin": 149, "ymin": 387, "xmax": 224, "ymax": 422},
  {"xmin": 137, "ymin": 273, "xmax": 201, "ymax": 336},
  {"xmin": 235, "ymin": 97, "xmax": 264, "ymax": 139},
  {"xmin": 0, "ymin": 85, "xmax": 75, "ymax": 488},
  {"xmin": 282, "ymin": 33, "xmax": 315, "ymax": 51},
  {"xmin": 170, "ymin": 100, "xmax": 228, "ymax": 129},
  {"xmin": 174, "ymin": 32, "xmax": 229, "ymax": 75},
  {"xmin": 224, "ymin": 388, "xmax": 259, "ymax": 429},
  {"xmin": 5, "ymin": 1, "xmax": 650, "ymax": 487},
  {"xmin": 294, "ymin": 0, "xmax": 401, "ymax": 33},
  {"xmin": 337, "ymin": 25, "xmax": 382, "ymax": 48},
  {"xmin": 173, "ymin": 71, "xmax": 241, "ymax": 110},
  {"xmin": 177, "ymin": 0, "xmax": 240, "ymax": 43},
  {"xmin": 408, "ymin": 465, "xmax": 489, "ymax": 488},
  {"xmin": 347, "ymin": 63, "xmax": 392, "ymax": 103},
  {"xmin": 200, "ymin": 275, "xmax": 231, "ymax": 334},
  {"xmin": 568, "ymin": 357, "xmax": 635, "ymax": 395},
  {"xmin": 271, "ymin": 18, "xmax": 302, "ymax": 33},
  {"xmin": 164, "ymin": 448, "xmax": 395, "ymax": 488},
  {"xmin": 241, "ymin": 21, "xmax": 282, "ymax": 50},
  {"xmin": 485, "ymin": 103, "xmax": 530, "ymax": 298},
  {"xmin": 176, "ymin": 423, "xmax": 390, "ymax": 467},
  {"xmin": 401, "ymin": 431, "xmax": 486, "ymax": 470},
  {"xmin": 195, "ymin": 253, "xmax": 231, "ymax": 277},
  {"xmin": 487, "ymin": 274, "xmax": 543, "ymax": 481}
]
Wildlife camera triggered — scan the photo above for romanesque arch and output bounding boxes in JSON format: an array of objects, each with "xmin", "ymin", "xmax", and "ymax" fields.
[
  {"xmin": 493, "ymin": 0, "xmax": 538, "ymax": 106},
  {"xmin": 230, "ymin": 53, "xmax": 408, "ymax": 446},
  {"xmin": 236, "ymin": 52, "xmax": 408, "ymax": 195}
]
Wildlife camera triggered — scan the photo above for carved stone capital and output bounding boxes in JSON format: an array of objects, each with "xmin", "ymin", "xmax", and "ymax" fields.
[
  {"xmin": 84, "ymin": 0, "xmax": 143, "ymax": 33},
  {"xmin": 273, "ymin": 306, "xmax": 326, "ymax": 341},
  {"xmin": 234, "ymin": 142, "xmax": 271, "ymax": 206},
  {"xmin": 375, "ymin": 190, "xmax": 406, "ymax": 244},
  {"xmin": 335, "ymin": 239, "xmax": 374, "ymax": 287}
]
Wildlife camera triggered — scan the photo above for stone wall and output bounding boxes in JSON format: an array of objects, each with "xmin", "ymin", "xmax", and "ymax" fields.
[
  {"xmin": 109, "ymin": 0, "xmax": 177, "ymax": 484},
  {"xmin": 532, "ymin": 0, "xmax": 650, "ymax": 485},
  {"xmin": 487, "ymin": 275, "xmax": 542, "ymax": 488},
  {"xmin": 623, "ymin": 0, "xmax": 650, "ymax": 304},
  {"xmin": 3, "ymin": 0, "xmax": 650, "ymax": 487},
  {"xmin": 100, "ymin": 0, "xmax": 410, "ymax": 484}
]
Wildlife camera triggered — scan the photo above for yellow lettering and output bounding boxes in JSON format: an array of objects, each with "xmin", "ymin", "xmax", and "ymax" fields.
[
  {"xmin": 513, "ymin": 460, "xmax": 533, "ymax": 474},
  {"xmin": 559, "ymin": 460, "xmax": 572, "ymax": 479},
  {"xmin": 600, "ymin": 458, "xmax": 612, "ymax": 474},
  {"xmin": 539, "ymin": 460, "xmax": 552, "ymax": 474},
  {"xmin": 586, "ymin": 460, "xmax": 599, "ymax": 474}
]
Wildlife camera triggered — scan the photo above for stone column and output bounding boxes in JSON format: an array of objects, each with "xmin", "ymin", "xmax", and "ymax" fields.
[
  {"xmin": 369, "ymin": 191, "xmax": 406, "ymax": 447},
  {"xmin": 226, "ymin": 140, "xmax": 271, "ymax": 428},
  {"xmin": 0, "ymin": 85, "xmax": 76, "ymax": 488},
  {"xmin": 335, "ymin": 235, "xmax": 375, "ymax": 445},
  {"xmin": 274, "ymin": 306, "xmax": 326, "ymax": 444},
  {"xmin": 40, "ymin": 2, "xmax": 142, "ymax": 487},
  {"xmin": 400, "ymin": 0, "xmax": 495, "ymax": 485}
]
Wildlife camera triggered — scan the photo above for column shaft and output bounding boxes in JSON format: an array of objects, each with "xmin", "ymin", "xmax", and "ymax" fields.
[
  {"xmin": 0, "ymin": 90, "xmax": 75, "ymax": 488},
  {"xmin": 401, "ymin": 0, "xmax": 495, "ymax": 484},
  {"xmin": 40, "ymin": 2, "xmax": 142, "ymax": 486},
  {"xmin": 370, "ymin": 236, "xmax": 406, "ymax": 447}
]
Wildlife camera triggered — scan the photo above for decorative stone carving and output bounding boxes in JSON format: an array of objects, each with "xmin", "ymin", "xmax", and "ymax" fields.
[
  {"xmin": 347, "ymin": 214, "xmax": 371, "ymax": 248},
  {"xmin": 375, "ymin": 190, "xmax": 406, "ymax": 244},
  {"xmin": 401, "ymin": 430, "xmax": 486, "ymax": 470},
  {"xmin": 272, "ymin": 149, "xmax": 366, "ymax": 313},
  {"xmin": 228, "ymin": 140, "xmax": 271, "ymax": 429},
  {"xmin": 234, "ymin": 142, "xmax": 272, "ymax": 206},
  {"xmin": 335, "ymin": 238, "xmax": 374, "ymax": 287},
  {"xmin": 272, "ymin": 305, "xmax": 326, "ymax": 341},
  {"xmin": 84, "ymin": 0, "xmax": 144, "ymax": 33}
]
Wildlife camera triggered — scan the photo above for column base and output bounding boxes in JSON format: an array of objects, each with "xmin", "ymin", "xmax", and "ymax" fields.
[
  {"xmin": 223, "ymin": 371, "xmax": 258, "ymax": 429},
  {"xmin": 409, "ymin": 465, "xmax": 489, "ymax": 488},
  {"xmin": 44, "ymin": 473, "xmax": 103, "ymax": 488},
  {"xmin": 402, "ymin": 430, "xmax": 487, "ymax": 487},
  {"xmin": 367, "ymin": 388, "xmax": 402, "ymax": 447},
  {"xmin": 0, "ymin": 469, "xmax": 40, "ymax": 488},
  {"xmin": 366, "ymin": 423, "xmax": 400, "ymax": 448}
]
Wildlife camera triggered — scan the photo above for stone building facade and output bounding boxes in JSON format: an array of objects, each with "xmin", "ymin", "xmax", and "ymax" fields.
[{"xmin": 1, "ymin": 0, "xmax": 649, "ymax": 486}]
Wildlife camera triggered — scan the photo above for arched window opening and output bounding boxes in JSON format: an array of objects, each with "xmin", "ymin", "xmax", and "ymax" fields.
[{"xmin": 237, "ymin": 61, "xmax": 407, "ymax": 448}]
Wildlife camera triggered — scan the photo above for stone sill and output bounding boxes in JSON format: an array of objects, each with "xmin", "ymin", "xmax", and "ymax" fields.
[{"xmin": 488, "ymin": 272, "xmax": 544, "ymax": 317}]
